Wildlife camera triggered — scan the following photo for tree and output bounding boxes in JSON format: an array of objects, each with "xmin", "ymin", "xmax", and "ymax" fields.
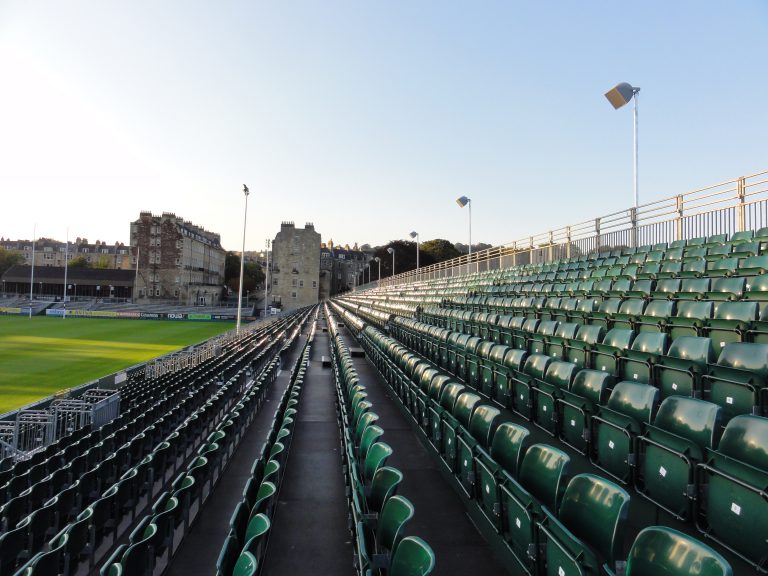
[
  {"xmin": 420, "ymin": 239, "xmax": 462, "ymax": 263},
  {"xmin": 93, "ymin": 256, "xmax": 112, "ymax": 269},
  {"xmin": 371, "ymin": 240, "xmax": 436, "ymax": 277},
  {"xmin": 454, "ymin": 242, "xmax": 492, "ymax": 254},
  {"xmin": 224, "ymin": 252, "xmax": 265, "ymax": 294},
  {"xmin": 0, "ymin": 248, "xmax": 23, "ymax": 276},
  {"xmin": 68, "ymin": 256, "xmax": 91, "ymax": 268}
]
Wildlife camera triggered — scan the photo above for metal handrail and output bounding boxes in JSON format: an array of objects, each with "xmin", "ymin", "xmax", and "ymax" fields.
[{"xmin": 371, "ymin": 169, "xmax": 768, "ymax": 288}]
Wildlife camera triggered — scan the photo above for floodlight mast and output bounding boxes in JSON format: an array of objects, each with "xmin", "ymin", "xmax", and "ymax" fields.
[
  {"xmin": 605, "ymin": 82, "xmax": 640, "ymax": 209},
  {"xmin": 409, "ymin": 231, "xmax": 420, "ymax": 271},
  {"xmin": 456, "ymin": 196, "xmax": 472, "ymax": 255},
  {"xmin": 386, "ymin": 247, "xmax": 395, "ymax": 276},
  {"xmin": 236, "ymin": 184, "xmax": 249, "ymax": 333}
]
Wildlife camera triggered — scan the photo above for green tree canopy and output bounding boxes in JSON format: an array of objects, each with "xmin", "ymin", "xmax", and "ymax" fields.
[
  {"xmin": 68, "ymin": 256, "xmax": 91, "ymax": 268},
  {"xmin": 420, "ymin": 239, "xmax": 462, "ymax": 263},
  {"xmin": 0, "ymin": 248, "xmax": 23, "ymax": 276},
  {"xmin": 225, "ymin": 252, "xmax": 265, "ymax": 293}
]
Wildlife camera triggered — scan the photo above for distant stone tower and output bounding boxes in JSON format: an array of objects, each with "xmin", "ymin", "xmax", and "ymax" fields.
[{"xmin": 270, "ymin": 222, "xmax": 321, "ymax": 311}]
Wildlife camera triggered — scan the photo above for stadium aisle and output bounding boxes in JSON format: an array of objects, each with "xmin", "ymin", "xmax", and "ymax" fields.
[
  {"xmin": 164, "ymin": 335, "xmax": 306, "ymax": 576},
  {"xmin": 258, "ymin": 320, "xmax": 355, "ymax": 575},
  {"xmin": 336, "ymin": 325, "xmax": 509, "ymax": 576}
]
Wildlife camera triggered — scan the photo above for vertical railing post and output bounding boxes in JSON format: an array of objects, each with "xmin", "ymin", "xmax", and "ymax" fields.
[
  {"xmin": 737, "ymin": 176, "xmax": 747, "ymax": 232},
  {"xmin": 595, "ymin": 218, "xmax": 601, "ymax": 253},
  {"xmin": 676, "ymin": 194, "xmax": 684, "ymax": 241},
  {"xmin": 547, "ymin": 231, "xmax": 554, "ymax": 262},
  {"xmin": 529, "ymin": 237, "xmax": 534, "ymax": 263},
  {"xmin": 630, "ymin": 207, "xmax": 638, "ymax": 248},
  {"xmin": 566, "ymin": 226, "xmax": 572, "ymax": 259},
  {"xmin": 512, "ymin": 242, "xmax": 517, "ymax": 266}
]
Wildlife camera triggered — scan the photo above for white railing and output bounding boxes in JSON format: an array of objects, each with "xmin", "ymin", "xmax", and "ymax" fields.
[{"xmin": 369, "ymin": 170, "xmax": 768, "ymax": 288}]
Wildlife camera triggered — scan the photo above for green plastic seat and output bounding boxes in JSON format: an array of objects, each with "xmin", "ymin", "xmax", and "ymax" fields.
[
  {"xmin": 368, "ymin": 466, "xmax": 403, "ymax": 514},
  {"xmin": 634, "ymin": 299, "xmax": 674, "ymax": 333},
  {"xmin": 538, "ymin": 474, "xmax": 630, "ymax": 575},
  {"xmin": 565, "ymin": 324, "xmax": 604, "ymax": 368},
  {"xmin": 636, "ymin": 397, "xmax": 721, "ymax": 520},
  {"xmin": 705, "ymin": 276, "xmax": 745, "ymax": 300},
  {"xmin": 695, "ymin": 414, "xmax": 768, "ymax": 568},
  {"xmin": 532, "ymin": 360, "xmax": 578, "ymax": 435},
  {"xmin": 243, "ymin": 513, "xmax": 270, "ymax": 560},
  {"xmin": 668, "ymin": 300, "xmax": 713, "ymax": 340},
  {"xmin": 251, "ymin": 481, "xmax": 276, "ymax": 517},
  {"xmin": 376, "ymin": 495, "xmax": 414, "ymax": 553},
  {"xmin": 591, "ymin": 328, "xmax": 635, "ymax": 376},
  {"xmin": 626, "ymin": 527, "xmax": 732, "ymax": 576},
  {"xmin": 512, "ymin": 354, "xmax": 551, "ymax": 419},
  {"xmin": 590, "ymin": 381, "xmax": 659, "ymax": 483},
  {"xmin": 704, "ymin": 301, "xmax": 757, "ymax": 354},
  {"xmin": 654, "ymin": 336, "xmax": 714, "ymax": 399},
  {"xmin": 703, "ymin": 342, "xmax": 768, "ymax": 424},
  {"xmin": 618, "ymin": 331, "xmax": 668, "ymax": 385},
  {"xmin": 545, "ymin": 322, "xmax": 579, "ymax": 360},
  {"xmin": 363, "ymin": 442, "xmax": 393, "ymax": 483},
  {"xmin": 232, "ymin": 551, "xmax": 258, "ymax": 576},
  {"xmin": 557, "ymin": 369, "xmax": 613, "ymax": 454},
  {"xmin": 456, "ymin": 404, "xmax": 502, "ymax": 495},
  {"xmin": 442, "ymin": 391, "xmax": 481, "ymax": 472},
  {"xmin": 389, "ymin": 536, "xmax": 436, "ymax": 576},
  {"xmin": 499, "ymin": 444, "xmax": 570, "ymax": 571},
  {"xmin": 359, "ymin": 425, "xmax": 384, "ymax": 461},
  {"xmin": 474, "ymin": 422, "xmax": 531, "ymax": 530}
]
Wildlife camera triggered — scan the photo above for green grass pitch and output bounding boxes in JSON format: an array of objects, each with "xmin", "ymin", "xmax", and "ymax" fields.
[{"xmin": 0, "ymin": 316, "xmax": 233, "ymax": 414}]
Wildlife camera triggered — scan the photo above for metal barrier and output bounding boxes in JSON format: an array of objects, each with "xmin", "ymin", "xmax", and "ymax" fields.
[{"xmin": 371, "ymin": 170, "xmax": 768, "ymax": 287}]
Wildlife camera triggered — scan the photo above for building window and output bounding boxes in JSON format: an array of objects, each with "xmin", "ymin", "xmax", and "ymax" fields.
[
  {"xmin": 312, "ymin": 280, "xmax": 317, "ymax": 288},
  {"xmin": 292, "ymin": 279, "xmax": 297, "ymax": 287},
  {"xmin": 291, "ymin": 291, "xmax": 297, "ymax": 298},
  {"xmin": 299, "ymin": 280, "xmax": 304, "ymax": 288},
  {"xmin": 273, "ymin": 278, "xmax": 278, "ymax": 285},
  {"xmin": 155, "ymin": 289, "xmax": 160, "ymax": 296}
]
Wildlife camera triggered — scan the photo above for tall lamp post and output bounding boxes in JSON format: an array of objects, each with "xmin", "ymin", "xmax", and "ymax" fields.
[
  {"xmin": 374, "ymin": 257, "xmax": 381, "ymax": 282},
  {"xmin": 605, "ymin": 82, "xmax": 641, "ymax": 209},
  {"xmin": 264, "ymin": 239, "xmax": 270, "ymax": 318},
  {"xmin": 387, "ymin": 247, "xmax": 395, "ymax": 277},
  {"xmin": 456, "ymin": 196, "xmax": 472, "ymax": 255},
  {"xmin": 409, "ymin": 231, "xmax": 420, "ymax": 274},
  {"xmin": 236, "ymin": 184, "xmax": 249, "ymax": 333}
]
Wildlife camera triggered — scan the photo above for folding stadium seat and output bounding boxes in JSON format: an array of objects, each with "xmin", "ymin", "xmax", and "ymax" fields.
[
  {"xmin": 588, "ymin": 298, "xmax": 622, "ymax": 330},
  {"xmin": 635, "ymin": 397, "xmax": 721, "ymax": 520},
  {"xmin": 499, "ymin": 444, "xmax": 570, "ymax": 573},
  {"xmin": 651, "ymin": 278, "xmax": 680, "ymax": 299},
  {"xmin": 633, "ymin": 299, "xmax": 674, "ymax": 333},
  {"xmin": 610, "ymin": 298, "xmax": 646, "ymax": 331},
  {"xmin": 591, "ymin": 328, "xmax": 635, "ymax": 376},
  {"xmin": 388, "ymin": 536, "xmax": 435, "ymax": 576},
  {"xmin": 425, "ymin": 377, "xmax": 460, "ymax": 446},
  {"xmin": 707, "ymin": 257, "xmax": 739, "ymax": 277},
  {"xmin": 0, "ymin": 522, "xmax": 27, "ymax": 576},
  {"xmin": 695, "ymin": 414, "xmax": 768, "ymax": 569},
  {"xmin": 703, "ymin": 301, "xmax": 758, "ymax": 353},
  {"xmin": 545, "ymin": 322, "xmax": 579, "ymax": 360},
  {"xmin": 569, "ymin": 298, "xmax": 599, "ymax": 325},
  {"xmin": 456, "ymin": 404, "xmax": 501, "ymax": 495},
  {"xmin": 590, "ymin": 381, "xmax": 659, "ymax": 483},
  {"xmin": 511, "ymin": 354, "xmax": 551, "ymax": 419},
  {"xmin": 531, "ymin": 360, "xmax": 579, "ymax": 435},
  {"xmin": 475, "ymin": 422, "xmax": 531, "ymax": 531},
  {"xmin": 705, "ymin": 277, "xmax": 745, "ymax": 301},
  {"xmin": 537, "ymin": 474, "xmax": 630, "ymax": 576},
  {"xmin": 657, "ymin": 261, "xmax": 683, "ymax": 279},
  {"xmin": 529, "ymin": 320, "xmax": 559, "ymax": 355},
  {"xmin": 653, "ymin": 335, "xmax": 714, "ymax": 400},
  {"xmin": 441, "ymin": 392, "xmax": 481, "ymax": 473},
  {"xmin": 739, "ymin": 255, "xmax": 768, "ymax": 276},
  {"xmin": 491, "ymin": 348, "xmax": 528, "ymax": 408},
  {"xmin": 564, "ymin": 324, "xmax": 604, "ymax": 369},
  {"xmin": 367, "ymin": 466, "xmax": 403, "ymax": 516},
  {"xmin": 618, "ymin": 332, "xmax": 669, "ymax": 385},
  {"xmin": 376, "ymin": 495, "xmax": 414, "ymax": 559},
  {"xmin": 668, "ymin": 301, "xmax": 713, "ymax": 340},
  {"xmin": 625, "ymin": 526, "xmax": 732, "ymax": 576},
  {"xmin": 675, "ymin": 277, "xmax": 710, "ymax": 299},
  {"xmin": 554, "ymin": 298, "xmax": 580, "ymax": 323},
  {"xmin": 556, "ymin": 369, "xmax": 613, "ymax": 454},
  {"xmin": 17, "ymin": 531, "xmax": 67, "ymax": 576},
  {"xmin": 636, "ymin": 262, "xmax": 661, "ymax": 280},
  {"xmin": 479, "ymin": 344, "xmax": 506, "ymax": 398},
  {"xmin": 467, "ymin": 340, "xmax": 494, "ymax": 390},
  {"xmin": 702, "ymin": 342, "xmax": 768, "ymax": 424}
]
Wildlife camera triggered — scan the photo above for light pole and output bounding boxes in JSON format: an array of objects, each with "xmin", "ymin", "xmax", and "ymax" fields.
[
  {"xmin": 387, "ymin": 247, "xmax": 395, "ymax": 277},
  {"xmin": 605, "ymin": 82, "xmax": 641, "ymax": 209},
  {"xmin": 29, "ymin": 224, "xmax": 36, "ymax": 318},
  {"xmin": 264, "ymin": 239, "xmax": 270, "ymax": 318},
  {"xmin": 236, "ymin": 184, "xmax": 249, "ymax": 333},
  {"xmin": 409, "ymin": 231, "xmax": 420, "ymax": 273},
  {"xmin": 374, "ymin": 257, "xmax": 381, "ymax": 282},
  {"xmin": 456, "ymin": 196, "xmax": 472, "ymax": 255}
]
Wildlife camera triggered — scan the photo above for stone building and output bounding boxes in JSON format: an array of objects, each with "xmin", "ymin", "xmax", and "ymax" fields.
[
  {"xmin": 319, "ymin": 240, "xmax": 370, "ymax": 300},
  {"xmin": 270, "ymin": 222, "xmax": 320, "ymax": 311},
  {"xmin": 130, "ymin": 212, "xmax": 226, "ymax": 305},
  {"xmin": 1, "ymin": 238, "xmax": 132, "ymax": 269}
]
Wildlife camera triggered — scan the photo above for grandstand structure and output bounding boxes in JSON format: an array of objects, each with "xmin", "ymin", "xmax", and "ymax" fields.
[{"xmin": 1, "ymin": 171, "xmax": 767, "ymax": 575}]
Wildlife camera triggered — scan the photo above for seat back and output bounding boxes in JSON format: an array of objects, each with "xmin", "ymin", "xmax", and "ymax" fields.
[
  {"xmin": 716, "ymin": 414, "xmax": 768, "ymax": 470},
  {"xmin": 653, "ymin": 397, "xmax": 722, "ymax": 449},
  {"xmin": 523, "ymin": 354, "xmax": 551, "ymax": 379},
  {"xmin": 389, "ymin": 536, "xmax": 435, "ymax": 576},
  {"xmin": 557, "ymin": 474, "xmax": 630, "ymax": 565},
  {"xmin": 518, "ymin": 444, "xmax": 570, "ymax": 511},
  {"xmin": 368, "ymin": 466, "xmax": 404, "ymax": 514},
  {"xmin": 606, "ymin": 381, "xmax": 658, "ymax": 423},
  {"xmin": 602, "ymin": 328, "xmax": 635, "ymax": 350},
  {"xmin": 712, "ymin": 301, "xmax": 758, "ymax": 322},
  {"xmin": 453, "ymin": 392, "xmax": 482, "ymax": 427},
  {"xmin": 626, "ymin": 527, "xmax": 732, "ymax": 576},
  {"xmin": 666, "ymin": 336, "xmax": 714, "ymax": 366},
  {"xmin": 629, "ymin": 332, "xmax": 668, "ymax": 354},
  {"xmin": 377, "ymin": 495, "xmax": 415, "ymax": 552},
  {"xmin": 570, "ymin": 369, "xmax": 613, "ymax": 404},
  {"xmin": 489, "ymin": 422, "xmax": 530, "ymax": 477},
  {"xmin": 467, "ymin": 405, "xmax": 502, "ymax": 447},
  {"xmin": 543, "ymin": 361, "xmax": 578, "ymax": 390}
]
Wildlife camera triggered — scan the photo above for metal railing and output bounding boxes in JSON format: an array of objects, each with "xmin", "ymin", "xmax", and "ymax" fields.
[{"xmin": 370, "ymin": 170, "xmax": 768, "ymax": 288}]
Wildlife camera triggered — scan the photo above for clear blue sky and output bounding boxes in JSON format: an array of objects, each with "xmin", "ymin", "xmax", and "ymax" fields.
[{"xmin": 1, "ymin": 1, "xmax": 766, "ymax": 252}]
